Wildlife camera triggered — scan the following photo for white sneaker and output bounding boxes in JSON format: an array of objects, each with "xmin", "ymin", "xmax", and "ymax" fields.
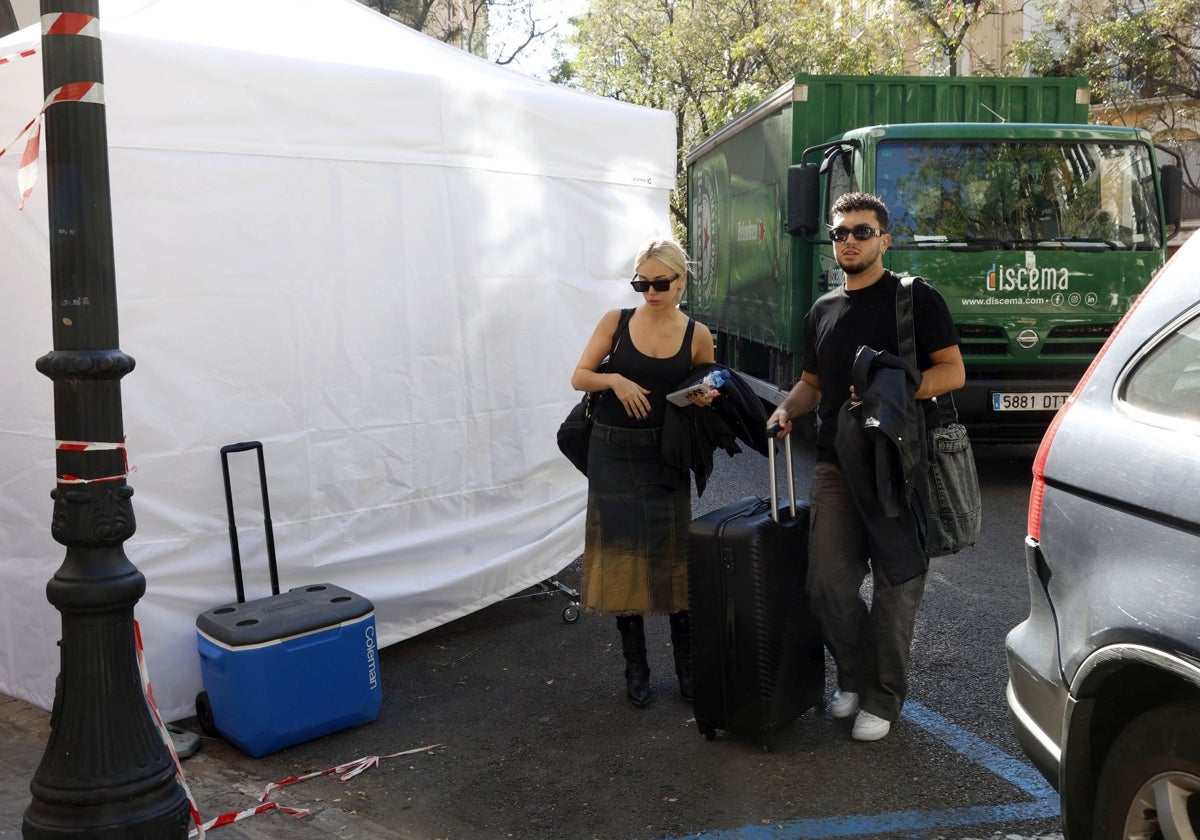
[
  {"xmin": 851, "ymin": 710, "xmax": 891, "ymax": 742},
  {"xmin": 829, "ymin": 690, "xmax": 859, "ymax": 719}
]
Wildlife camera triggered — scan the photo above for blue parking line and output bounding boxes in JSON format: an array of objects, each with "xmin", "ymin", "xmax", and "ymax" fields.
[
  {"xmin": 900, "ymin": 700, "xmax": 1057, "ymax": 799},
  {"xmin": 669, "ymin": 700, "xmax": 1060, "ymax": 840},
  {"xmin": 676, "ymin": 800, "xmax": 1060, "ymax": 839}
]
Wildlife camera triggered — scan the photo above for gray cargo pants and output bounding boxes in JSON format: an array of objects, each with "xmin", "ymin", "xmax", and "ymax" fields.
[{"xmin": 807, "ymin": 460, "xmax": 927, "ymax": 722}]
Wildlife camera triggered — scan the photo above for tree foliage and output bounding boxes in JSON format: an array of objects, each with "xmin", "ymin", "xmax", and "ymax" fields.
[
  {"xmin": 1006, "ymin": 0, "xmax": 1200, "ymax": 106},
  {"xmin": 567, "ymin": 0, "xmax": 908, "ymax": 235},
  {"xmin": 1005, "ymin": 0, "xmax": 1200, "ymax": 196},
  {"xmin": 896, "ymin": 0, "xmax": 1003, "ymax": 76}
]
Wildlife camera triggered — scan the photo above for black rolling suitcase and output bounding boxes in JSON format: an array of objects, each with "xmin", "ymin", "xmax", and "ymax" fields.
[{"xmin": 687, "ymin": 433, "xmax": 824, "ymax": 748}]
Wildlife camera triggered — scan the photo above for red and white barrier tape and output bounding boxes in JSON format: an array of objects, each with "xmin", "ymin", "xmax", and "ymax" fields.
[
  {"xmin": 0, "ymin": 13, "xmax": 102, "ymax": 208},
  {"xmin": 56, "ymin": 440, "xmax": 125, "ymax": 452},
  {"xmin": 133, "ymin": 621, "xmax": 207, "ymax": 837},
  {"xmin": 0, "ymin": 81, "xmax": 104, "ymax": 209},
  {"xmin": 55, "ymin": 438, "xmax": 131, "ymax": 485},
  {"xmin": 191, "ymin": 742, "xmax": 444, "ymax": 836},
  {"xmin": 133, "ymin": 619, "xmax": 441, "ymax": 835},
  {"xmin": 0, "ymin": 47, "xmax": 37, "ymax": 66},
  {"xmin": 258, "ymin": 743, "xmax": 443, "ymax": 801},
  {"xmin": 0, "ymin": 12, "xmax": 100, "ymax": 65},
  {"xmin": 0, "ymin": 112, "xmax": 43, "ymax": 210},
  {"xmin": 193, "ymin": 801, "xmax": 304, "ymax": 835},
  {"xmin": 43, "ymin": 11, "xmax": 101, "ymax": 38}
]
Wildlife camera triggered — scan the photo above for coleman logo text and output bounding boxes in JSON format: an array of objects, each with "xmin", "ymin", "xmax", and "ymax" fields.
[
  {"xmin": 365, "ymin": 624, "xmax": 378, "ymax": 690},
  {"xmin": 986, "ymin": 263, "xmax": 1069, "ymax": 292}
]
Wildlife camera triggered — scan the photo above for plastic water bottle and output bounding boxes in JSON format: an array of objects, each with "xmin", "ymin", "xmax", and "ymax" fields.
[
  {"xmin": 668, "ymin": 368, "xmax": 731, "ymax": 406},
  {"xmin": 701, "ymin": 369, "xmax": 729, "ymax": 391}
]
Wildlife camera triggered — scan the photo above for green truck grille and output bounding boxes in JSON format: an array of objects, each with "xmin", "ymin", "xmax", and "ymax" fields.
[{"xmin": 956, "ymin": 323, "xmax": 1115, "ymax": 358}]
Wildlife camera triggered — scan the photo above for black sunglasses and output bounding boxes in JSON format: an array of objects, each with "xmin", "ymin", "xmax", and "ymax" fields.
[
  {"xmin": 630, "ymin": 273, "xmax": 680, "ymax": 292},
  {"xmin": 828, "ymin": 224, "xmax": 885, "ymax": 242}
]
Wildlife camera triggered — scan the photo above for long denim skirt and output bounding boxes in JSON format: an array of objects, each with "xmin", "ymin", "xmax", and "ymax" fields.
[{"xmin": 581, "ymin": 423, "xmax": 690, "ymax": 616}]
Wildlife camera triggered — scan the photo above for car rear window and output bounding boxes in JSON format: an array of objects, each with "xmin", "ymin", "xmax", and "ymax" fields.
[{"xmin": 1122, "ymin": 311, "xmax": 1200, "ymax": 424}]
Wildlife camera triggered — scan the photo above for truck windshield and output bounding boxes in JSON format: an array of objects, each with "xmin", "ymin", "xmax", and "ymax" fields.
[{"xmin": 876, "ymin": 140, "xmax": 1162, "ymax": 252}]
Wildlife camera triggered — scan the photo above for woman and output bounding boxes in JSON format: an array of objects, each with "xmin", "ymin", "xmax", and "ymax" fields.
[{"xmin": 570, "ymin": 237, "xmax": 715, "ymax": 707}]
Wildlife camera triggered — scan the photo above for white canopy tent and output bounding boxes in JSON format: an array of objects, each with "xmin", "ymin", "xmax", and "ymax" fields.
[{"xmin": 0, "ymin": 0, "xmax": 675, "ymax": 722}]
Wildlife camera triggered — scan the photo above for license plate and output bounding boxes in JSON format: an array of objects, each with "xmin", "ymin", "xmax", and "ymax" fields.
[{"xmin": 992, "ymin": 392, "xmax": 1069, "ymax": 411}]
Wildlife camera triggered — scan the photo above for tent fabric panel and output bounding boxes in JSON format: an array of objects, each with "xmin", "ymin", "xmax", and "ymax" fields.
[{"xmin": 0, "ymin": 147, "xmax": 670, "ymax": 723}]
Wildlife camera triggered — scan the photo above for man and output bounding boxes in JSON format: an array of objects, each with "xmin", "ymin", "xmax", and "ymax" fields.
[{"xmin": 766, "ymin": 192, "xmax": 964, "ymax": 741}]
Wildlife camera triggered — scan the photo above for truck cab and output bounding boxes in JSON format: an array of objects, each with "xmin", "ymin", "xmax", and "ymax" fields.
[
  {"xmin": 799, "ymin": 122, "xmax": 1177, "ymax": 441},
  {"xmin": 686, "ymin": 75, "xmax": 1183, "ymax": 442}
]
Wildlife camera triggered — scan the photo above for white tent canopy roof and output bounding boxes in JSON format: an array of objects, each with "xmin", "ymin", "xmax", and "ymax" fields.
[{"xmin": 0, "ymin": 0, "xmax": 675, "ymax": 721}]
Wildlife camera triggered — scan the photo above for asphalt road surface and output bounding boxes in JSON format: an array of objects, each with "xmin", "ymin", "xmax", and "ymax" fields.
[{"xmin": 186, "ymin": 435, "xmax": 1064, "ymax": 840}]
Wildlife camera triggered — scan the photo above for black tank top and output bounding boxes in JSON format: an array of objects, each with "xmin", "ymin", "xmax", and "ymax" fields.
[{"xmin": 593, "ymin": 316, "xmax": 696, "ymax": 428}]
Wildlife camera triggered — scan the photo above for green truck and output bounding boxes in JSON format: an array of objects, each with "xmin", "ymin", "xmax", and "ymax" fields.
[{"xmin": 686, "ymin": 74, "xmax": 1183, "ymax": 441}]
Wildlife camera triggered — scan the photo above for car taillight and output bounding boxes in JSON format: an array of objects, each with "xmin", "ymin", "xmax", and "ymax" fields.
[
  {"xmin": 1026, "ymin": 268, "xmax": 1165, "ymax": 540},
  {"xmin": 1027, "ymin": 407, "xmax": 1064, "ymax": 541}
]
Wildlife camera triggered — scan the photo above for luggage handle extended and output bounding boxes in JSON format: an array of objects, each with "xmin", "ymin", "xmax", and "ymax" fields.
[
  {"xmin": 765, "ymin": 423, "xmax": 796, "ymax": 523},
  {"xmin": 220, "ymin": 441, "xmax": 280, "ymax": 604}
]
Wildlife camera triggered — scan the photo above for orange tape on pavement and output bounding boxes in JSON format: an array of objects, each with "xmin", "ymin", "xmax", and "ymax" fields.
[{"xmin": 133, "ymin": 620, "xmax": 442, "ymax": 836}]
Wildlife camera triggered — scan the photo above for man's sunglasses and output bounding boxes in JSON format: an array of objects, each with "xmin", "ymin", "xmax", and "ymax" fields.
[
  {"xmin": 630, "ymin": 273, "xmax": 680, "ymax": 292},
  {"xmin": 828, "ymin": 224, "xmax": 886, "ymax": 242}
]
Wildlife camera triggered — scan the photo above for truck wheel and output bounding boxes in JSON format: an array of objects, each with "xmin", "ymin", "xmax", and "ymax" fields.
[{"xmin": 1092, "ymin": 700, "xmax": 1200, "ymax": 839}]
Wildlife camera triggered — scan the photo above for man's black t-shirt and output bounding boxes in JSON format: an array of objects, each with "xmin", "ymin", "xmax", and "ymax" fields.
[{"xmin": 801, "ymin": 270, "xmax": 959, "ymax": 462}]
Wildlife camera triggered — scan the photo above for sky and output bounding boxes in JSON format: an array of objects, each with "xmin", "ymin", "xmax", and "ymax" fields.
[
  {"xmin": 493, "ymin": 0, "xmax": 589, "ymax": 79},
  {"xmin": 6, "ymin": 0, "xmax": 587, "ymax": 82}
]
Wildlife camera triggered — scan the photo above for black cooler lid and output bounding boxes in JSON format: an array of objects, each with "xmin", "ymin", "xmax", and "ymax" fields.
[{"xmin": 196, "ymin": 583, "xmax": 374, "ymax": 647}]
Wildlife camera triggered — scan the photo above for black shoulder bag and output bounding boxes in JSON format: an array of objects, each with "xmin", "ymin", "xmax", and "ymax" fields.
[
  {"xmin": 557, "ymin": 308, "xmax": 633, "ymax": 476},
  {"xmin": 897, "ymin": 277, "xmax": 982, "ymax": 556}
]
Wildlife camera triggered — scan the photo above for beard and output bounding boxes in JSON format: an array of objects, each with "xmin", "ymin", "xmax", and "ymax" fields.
[
  {"xmin": 836, "ymin": 252, "xmax": 874, "ymax": 275},
  {"xmin": 834, "ymin": 237, "xmax": 884, "ymax": 275}
]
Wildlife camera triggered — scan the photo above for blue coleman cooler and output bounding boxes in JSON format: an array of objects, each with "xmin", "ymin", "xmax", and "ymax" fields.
[
  {"xmin": 194, "ymin": 442, "xmax": 383, "ymax": 757},
  {"xmin": 195, "ymin": 583, "xmax": 382, "ymax": 757}
]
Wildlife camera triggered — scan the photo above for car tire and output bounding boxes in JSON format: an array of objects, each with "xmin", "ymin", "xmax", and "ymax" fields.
[{"xmin": 1093, "ymin": 699, "xmax": 1200, "ymax": 840}]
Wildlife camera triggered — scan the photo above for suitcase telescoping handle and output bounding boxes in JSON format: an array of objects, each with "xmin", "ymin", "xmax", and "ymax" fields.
[
  {"xmin": 765, "ymin": 423, "xmax": 797, "ymax": 523},
  {"xmin": 220, "ymin": 441, "xmax": 280, "ymax": 604}
]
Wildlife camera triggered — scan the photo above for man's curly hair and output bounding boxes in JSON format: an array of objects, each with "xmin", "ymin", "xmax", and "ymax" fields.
[{"xmin": 830, "ymin": 192, "xmax": 890, "ymax": 230}]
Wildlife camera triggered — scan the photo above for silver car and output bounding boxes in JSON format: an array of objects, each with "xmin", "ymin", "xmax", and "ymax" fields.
[{"xmin": 1005, "ymin": 232, "xmax": 1200, "ymax": 839}]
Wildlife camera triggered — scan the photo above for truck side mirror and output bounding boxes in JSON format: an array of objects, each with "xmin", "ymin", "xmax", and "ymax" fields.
[
  {"xmin": 786, "ymin": 163, "xmax": 820, "ymax": 238},
  {"xmin": 1160, "ymin": 163, "xmax": 1182, "ymax": 230}
]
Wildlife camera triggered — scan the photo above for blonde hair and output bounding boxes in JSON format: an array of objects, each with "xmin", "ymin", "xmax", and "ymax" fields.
[
  {"xmin": 634, "ymin": 237, "xmax": 689, "ymax": 280},
  {"xmin": 634, "ymin": 237, "xmax": 690, "ymax": 303}
]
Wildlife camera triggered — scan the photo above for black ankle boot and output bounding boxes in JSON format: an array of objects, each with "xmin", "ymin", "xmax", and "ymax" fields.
[
  {"xmin": 669, "ymin": 610, "xmax": 693, "ymax": 702},
  {"xmin": 616, "ymin": 615, "xmax": 652, "ymax": 707}
]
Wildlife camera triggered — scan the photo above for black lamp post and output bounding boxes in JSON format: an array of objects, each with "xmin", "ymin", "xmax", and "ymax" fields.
[
  {"xmin": 22, "ymin": 1, "xmax": 190, "ymax": 836},
  {"xmin": 0, "ymin": 1, "xmax": 17, "ymax": 37}
]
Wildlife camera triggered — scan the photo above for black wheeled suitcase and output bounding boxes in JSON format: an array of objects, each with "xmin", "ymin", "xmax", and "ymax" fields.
[{"xmin": 687, "ymin": 434, "xmax": 824, "ymax": 748}]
